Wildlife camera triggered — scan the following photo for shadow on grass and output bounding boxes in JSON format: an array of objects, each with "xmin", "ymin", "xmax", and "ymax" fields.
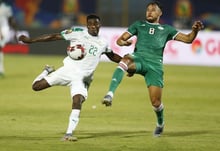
[
  {"xmin": 164, "ymin": 130, "xmax": 212, "ymax": 137},
  {"xmin": 0, "ymin": 136, "xmax": 58, "ymax": 141},
  {"xmin": 77, "ymin": 129, "xmax": 213, "ymax": 140},
  {"xmin": 76, "ymin": 130, "xmax": 149, "ymax": 140},
  {"xmin": 0, "ymin": 130, "xmax": 212, "ymax": 141}
]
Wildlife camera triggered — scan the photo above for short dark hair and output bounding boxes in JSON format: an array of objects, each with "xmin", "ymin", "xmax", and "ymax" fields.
[
  {"xmin": 147, "ymin": 1, "xmax": 163, "ymax": 11},
  {"xmin": 87, "ymin": 14, "xmax": 100, "ymax": 22}
]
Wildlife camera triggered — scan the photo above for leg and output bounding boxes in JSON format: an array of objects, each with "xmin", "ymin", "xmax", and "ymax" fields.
[
  {"xmin": 32, "ymin": 65, "xmax": 55, "ymax": 91},
  {"xmin": 102, "ymin": 55, "xmax": 135, "ymax": 106},
  {"xmin": 148, "ymin": 86, "xmax": 164, "ymax": 137},
  {"xmin": 0, "ymin": 48, "xmax": 4, "ymax": 76},
  {"xmin": 148, "ymin": 86, "xmax": 163, "ymax": 108},
  {"xmin": 62, "ymin": 94, "xmax": 85, "ymax": 141}
]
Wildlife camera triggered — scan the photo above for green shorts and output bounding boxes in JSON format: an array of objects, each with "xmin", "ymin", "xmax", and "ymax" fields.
[{"xmin": 131, "ymin": 54, "xmax": 164, "ymax": 88}]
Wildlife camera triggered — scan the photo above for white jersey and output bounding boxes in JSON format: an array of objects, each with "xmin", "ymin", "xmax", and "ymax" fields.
[
  {"xmin": 45, "ymin": 27, "xmax": 112, "ymax": 98},
  {"xmin": 0, "ymin": 2, "xmax": 13, "ymax": 47},
  {"xmin": 61, "ymin": 28, "xmax": 111, "ymax": 75}
]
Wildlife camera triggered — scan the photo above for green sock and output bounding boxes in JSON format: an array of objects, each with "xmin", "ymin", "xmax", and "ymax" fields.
[
  {"xmin": 155, "ymin": 108, "xmax": 164, "ymax": 126},
  {"xmin": 108, "ymin": 67, "xmax": 124, "ymax": 94}
]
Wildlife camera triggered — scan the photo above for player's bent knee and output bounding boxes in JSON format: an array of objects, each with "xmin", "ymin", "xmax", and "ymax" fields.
[
  {"xmin": 32, "ymin": 83, "xmax": 42, "ymax": 91},
  {"xmin": 32, "ymin": 80, "xmax": 50, "ymax": 91}
]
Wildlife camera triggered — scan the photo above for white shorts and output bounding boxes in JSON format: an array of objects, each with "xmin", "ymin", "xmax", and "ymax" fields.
[
  {"xmin": 44, "ymin": 65, "xmax": 93, "ymax": 99},
  {"xmin": 0, "ymin": 25, "xmax": 10, "ymax": 47}
]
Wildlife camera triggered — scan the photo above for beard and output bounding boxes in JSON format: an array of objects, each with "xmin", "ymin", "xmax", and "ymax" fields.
[{"xmin": 146, "ymin": 16, "xmax": 157, "ymax": 23}]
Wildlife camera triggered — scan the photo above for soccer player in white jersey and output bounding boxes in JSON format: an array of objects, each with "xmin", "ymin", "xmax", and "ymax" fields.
[
  {"xmin": 0, "ymin": 1, "xmax": 16, "ymax": 77},
  {"xmin": 19, "ymin": 14, "xmax": 122, "ymax": 141}
]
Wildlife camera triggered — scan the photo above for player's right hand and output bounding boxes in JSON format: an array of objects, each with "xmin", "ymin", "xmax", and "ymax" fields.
[{"xmin": 18, "ymin": 35, "xmax": 32, "ymax": 43}]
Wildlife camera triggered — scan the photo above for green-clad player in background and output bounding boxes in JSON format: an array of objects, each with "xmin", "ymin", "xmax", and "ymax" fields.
[{"xmin": 102, "ymin": 1, "xmax": 204, "ymax": 137}]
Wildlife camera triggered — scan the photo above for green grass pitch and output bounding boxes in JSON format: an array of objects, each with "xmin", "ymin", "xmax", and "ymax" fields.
[{"xmin": 0, "ymin": 54, "xmax": 220, "ymax": 151}]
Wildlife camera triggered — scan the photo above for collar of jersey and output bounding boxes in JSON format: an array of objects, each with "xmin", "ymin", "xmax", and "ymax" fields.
[{"xmin": 145, "ymin": 21, "xmax": 160, "ymax": 25}]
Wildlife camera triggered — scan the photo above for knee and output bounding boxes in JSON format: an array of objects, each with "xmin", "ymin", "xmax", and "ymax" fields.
[
  {"xmin": 151, "ymin": 97, "xmax": 161, "ymax": 108},
  {"xmin": 119, "ymin": 59, "xmax": 135, "ymax": 73},
  {"xmin": 32, "ymin": 80, "xmax": 49, "ymax": 91},
  {"xmin": 32, "ymin": 83, "xmax": 41, "ymax": 91},
  {"xmin": 72, "ymin": 94, "xmax": 85, "ymax": 109}
]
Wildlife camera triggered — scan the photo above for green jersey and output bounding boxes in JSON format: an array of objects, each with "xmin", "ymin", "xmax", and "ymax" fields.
[{"xmin": 128, "ymin": 21, "xmax": 178, "ymax": 64}]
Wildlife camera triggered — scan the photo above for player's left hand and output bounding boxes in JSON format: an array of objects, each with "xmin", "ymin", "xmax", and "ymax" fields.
[{"xmin": 192, "ymin": 21, "xmax": 204, "ymax": 32}]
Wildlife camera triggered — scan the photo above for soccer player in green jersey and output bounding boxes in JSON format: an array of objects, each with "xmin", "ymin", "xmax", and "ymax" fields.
[{"xmin": 102, "ymin": 1, "xmax": 204, "ymax": 137}]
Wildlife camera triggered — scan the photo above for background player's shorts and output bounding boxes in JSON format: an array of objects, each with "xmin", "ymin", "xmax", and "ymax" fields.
[
  {"xmin": 0, "ymin": 24, "xmax": 11, "ymax": 47},
  {"xmin": 131, "ymin": 54, "xmax": 164, "ymax": 88},
  {"xmin": 44, "ymin": 66, "xmax": 93, "ymax": 99}
]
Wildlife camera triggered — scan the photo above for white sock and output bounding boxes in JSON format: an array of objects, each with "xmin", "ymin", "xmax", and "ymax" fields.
[
  {"xmin": 32, "ymin": 70, "xmax": 48, "ymax": 84},
  {"xmin": 153, "ymin": 103, "xmax": 164, "ymax": 112},
  {"xmin": 66, "ymin": 109, "xmax": 80, "ymax": 134},
  {"xmin": 0, "ymin": 51, "xmax": 4, "ymax": 73},
  {"xmin": 107, "ymin": 91, "xmax": 114, "ymax": 98}
]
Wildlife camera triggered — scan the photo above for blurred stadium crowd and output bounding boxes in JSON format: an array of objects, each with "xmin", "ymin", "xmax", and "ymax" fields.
[{"xmin": 3, "ymin": 0, "xmax": 220, "ymax": 30}]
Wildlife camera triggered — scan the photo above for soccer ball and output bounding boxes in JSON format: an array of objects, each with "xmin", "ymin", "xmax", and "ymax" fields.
[{"xmin": 67, "ymin": 44, "xmax": 86, "ymax": 60}]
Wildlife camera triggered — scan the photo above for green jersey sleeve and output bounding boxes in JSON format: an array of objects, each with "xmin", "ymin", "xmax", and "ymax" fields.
[{"xmin": 127, "ymin": 21, "xmax": 140, "ymax": 35}]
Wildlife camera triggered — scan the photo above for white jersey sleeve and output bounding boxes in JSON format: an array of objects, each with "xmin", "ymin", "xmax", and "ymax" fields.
[
  {"xmin": 61, "ymin": 27, "xmax": 84, "ymax": 41},
  {"xmin": 103, "ymin": 47, "xmax": 113, "ymax": 54},
  {"xmin": 61, "ymin": 27, "xmax": 89, "ymax": 48}
]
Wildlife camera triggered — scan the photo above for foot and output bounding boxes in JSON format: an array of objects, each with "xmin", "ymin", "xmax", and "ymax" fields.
[
  {"xmin": 153, "ymin": 125, "xmax": 164, "ymax": 137},
  {"xmin": 44, "ymin": 65, "xmax": 55, "ymax": 74},
  {"xmin": 61, "ymin": 133, "xmax": 77, "ymax": 141},
  {"xmin": 102, "ymin": 95, "xmax": 112, "ymax": 107}
]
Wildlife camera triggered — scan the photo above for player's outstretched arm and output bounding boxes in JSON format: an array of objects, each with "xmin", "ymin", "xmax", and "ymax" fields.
[
  {"xmin": 174, "ymin": 20, "xmax": 204, "ymax": 44},
  {"xmin": 18, "ymin": 33, "xmax": 64, "ymax": 44},
  {"xmin": 105, "ymin": 51, "xmax": 122, "ymax": 63}
]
